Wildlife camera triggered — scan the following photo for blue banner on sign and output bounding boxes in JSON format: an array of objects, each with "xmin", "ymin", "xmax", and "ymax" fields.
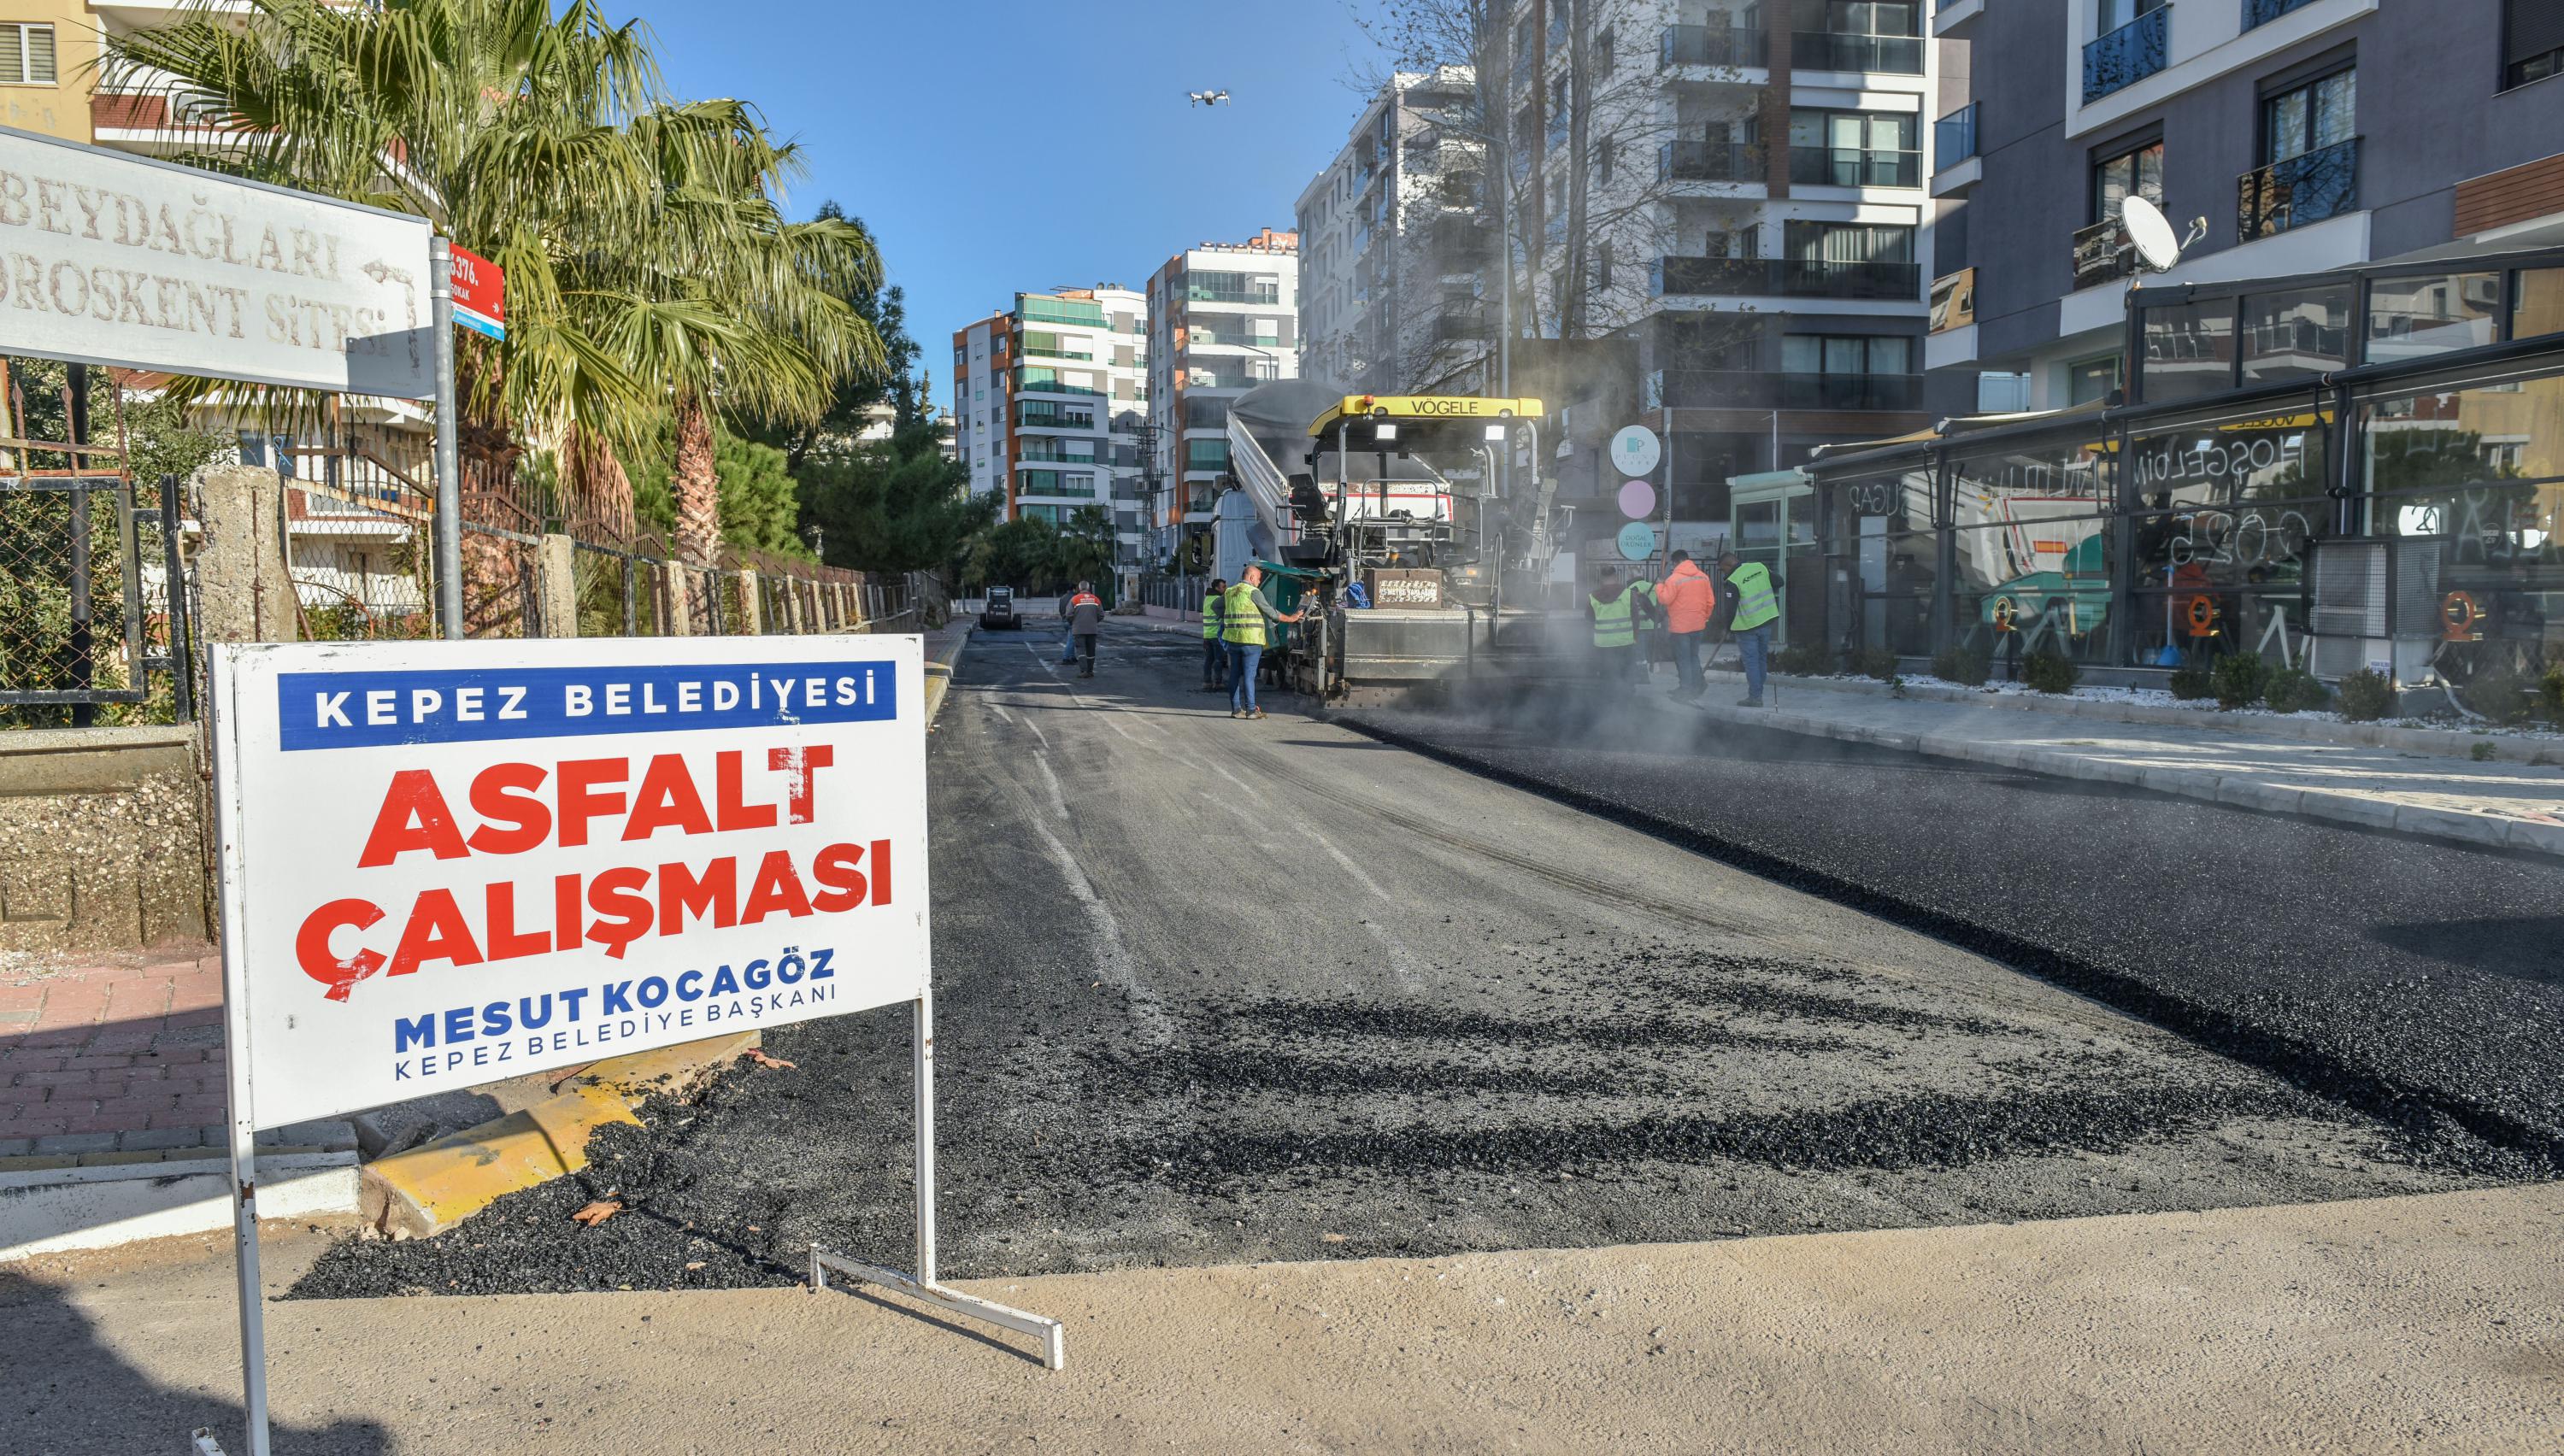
[{"xmin": 275, "ymin": 662, "xmax": 897, "ymax": 751}]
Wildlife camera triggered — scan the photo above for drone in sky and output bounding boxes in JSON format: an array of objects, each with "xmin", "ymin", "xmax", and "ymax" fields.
[{"xmin": 1187, "ymin": 90, "xmax": 1231, "ymax": 108}]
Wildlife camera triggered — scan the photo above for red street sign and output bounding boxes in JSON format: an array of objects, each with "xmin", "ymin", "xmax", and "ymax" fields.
[{"xmin": 450, "ymin": 244, "xmax": 504, "ymax": 341}]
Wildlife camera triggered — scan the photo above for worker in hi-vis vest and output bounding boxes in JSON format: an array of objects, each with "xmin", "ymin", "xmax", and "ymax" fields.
[
  {"xmin": 1714, "ymin": 549, "xmax": 1782, "ymax": 707},
  {"xmin": 1222, "ymin": 563, "xmax": 1303, "ymax": 720},
  {"xmin": 1587, "ymin": 567, "xmax": 1644, "ymax": 689},
  {"xmin": 1199, "ymin": 578, "xmax": 1229, "ymax": 691}
]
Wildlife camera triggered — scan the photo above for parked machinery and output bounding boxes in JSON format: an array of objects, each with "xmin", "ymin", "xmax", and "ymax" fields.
[{"xmin": 1222, "ymin": 385, "xmax": 1591, "ymax": 703}]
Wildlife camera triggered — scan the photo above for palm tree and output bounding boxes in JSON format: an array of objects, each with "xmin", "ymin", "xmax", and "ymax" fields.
[{"xmin": 585, "ymin": 106, "xmax": 882, "ymax": 563}]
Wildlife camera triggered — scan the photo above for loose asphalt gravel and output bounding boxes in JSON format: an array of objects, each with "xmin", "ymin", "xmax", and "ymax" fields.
[{"xmin": 290, "ymin": 622, "xmax": 2540, "ymax": 1301}]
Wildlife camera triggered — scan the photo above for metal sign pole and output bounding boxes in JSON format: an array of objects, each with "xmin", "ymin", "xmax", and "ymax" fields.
[
  {"xmin": 809, "ymin": 983, "xmax": 1065, "ymax": 1370},
  {"xmin": 209, "ymin": 651, "xmax": 273, "ymax": 1456},
  {"xmin": 431, "ymin": 237, "xmax": 463, "ymax": 641}
]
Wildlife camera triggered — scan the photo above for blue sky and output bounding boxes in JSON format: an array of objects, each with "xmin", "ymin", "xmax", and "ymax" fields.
[{"xmin": 643, "ymin": 0, "xmax": 1393, "ymax": 385}]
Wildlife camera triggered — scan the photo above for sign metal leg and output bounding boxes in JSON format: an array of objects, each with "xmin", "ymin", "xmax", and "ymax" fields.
[{"xmin": 809, "ymin": 992, "xmax": 1067, "ymax": 1371}]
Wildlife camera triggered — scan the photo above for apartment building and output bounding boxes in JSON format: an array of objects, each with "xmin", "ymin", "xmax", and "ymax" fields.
[
  {"xmin": 1296, "ymin": 67, "xmax": 1490, "ymax": 396},
  {"xmin": 1145, "ymin": 230, "xmax": 1299, "ymax": 567},
  {"xmin": 950, "ymin": 289, "xmax": 1152, "ymax": 576},
  {"xmin": 1926, "ymin": 0, "xmax": 2564, "ymax": 414}
]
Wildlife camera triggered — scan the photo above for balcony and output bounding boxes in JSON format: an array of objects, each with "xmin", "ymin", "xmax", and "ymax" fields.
[
  {"xmin": 1934, "ymin": 103, "xmax": 1979, "ymax": 167},
  {"xmin": 1016, "ymin": 407, "xmax": 1097, "ymax": 431},
  {"xmin": 1014, "ymin": 373, "xmax": 1106, "ymax": 399},
  {"xmin": 1652, "ymin": 256, "xmax": 1923, "ymax": 302},
  {"xmin": 1186, "ymin": 286, "xmax": 1281, "ymax": 306},
  {"xmin": 1659, "ymin": 139, "xmax": 1764, "ymax": 184},
  {"xmin": 1658, "ymin": 24, "xmax": 1768, "ymax": 70},
  {"xmin": 2083, "ymin": 6, "xmax": 2168, "ymax": 104},
  {"xmin": 2244, "ymin": 0, "xmax": 2320, "ymax": 26},
  {"xmin": 1790, "ymin": 145, "xmax": 1921, "ymax": 189},
  {"xmin": 1652, "ymin": 370, "xmax": 1926, "ymax": 411},
  {"xmin": 1020, "ymin": 302, "xmax": 1105, "ymax": 329},
  {"xmin": 2071, "ymin": 217, "xmax": 2135, "ymax": 291},
  {"xmin": 2238, "ymin": 137, "xmax": 2359, "ymax": 241},
  {"xmin": 1791, "ymin": 30, "xmax": 1926, "ymax": 75},
  {"xmin": 1434, "ymin": 303, "xmax": 1489, "ymax": 342}
]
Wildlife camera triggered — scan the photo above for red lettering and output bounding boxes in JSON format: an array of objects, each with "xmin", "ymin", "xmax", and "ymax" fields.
[
  {"xmin": 811, "ymin": 842, "xmax": 868, "ymax": 912},
  {"xmin": 483, "ymin": 880, "xmax": 550, "ymax": 961},
  {"xmin": 557, "ymin": 758, "xmax": 629, "ymax": 847},
  {"xmin": 659, "ymin": 857, "xmax": 738, "ymax": 935},
  {"xmin": 739, "ymin": 849, "xmax": 814, "ymax": 924},
  {"xmin": 467, "ymin": 761, "xmax": 550, "ymax": 855},
  {"xmin": 768, "ymin": 745, "xmax": 837, "ymax": 825},
  {"xmin": 385, "ymin": 888, "xmax": 484, "ymax": 978},
  {"xmin": 715, "ymin": 750, "xmax": 776, "ymax": 832},
  {"xmin": 870, "ymin": 837, "xmax": 891, "ymax": 907},
  {"xmin": 553, "ymin": 872, "xmax": 585, "ymax": 952},
  {"xmin": 625, "ymin": 753, "xmax": 715, "ymax": 841},
  {"xmin": 357, "ymin": 770, "xmax": 468, "ymax": 867},
  {"xmin": 296, "ymin": 897, "xmax": 385, "ymax": 1001},
  {"xmin": 585, "ymin": 866, "xmax": 653, "ymax": 960}
]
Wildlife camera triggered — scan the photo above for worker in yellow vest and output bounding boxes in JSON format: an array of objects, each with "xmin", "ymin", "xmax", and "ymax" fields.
[
  {"xmin": 1222, "ymin": 564, "xmax": 1303, "ymax": 720},
  {"xmin": 1715, "ymin": 550, "xmax": 1782, "ymax": 707},
  {"xmin": 1198, "ymin": 578, "xmax": 1229, "ymax": 691},
  {"xmin": 1587, "ymin": 567, "xmax": 1643, "ymax": 689}
]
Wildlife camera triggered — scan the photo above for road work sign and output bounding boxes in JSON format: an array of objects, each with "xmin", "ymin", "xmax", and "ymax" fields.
[
  {"xmin": 0, "ymin": 124, "xmax": 434, "ymax": 396},
  {"xmin": 208, "ymin": 637, "xmax": 929, "ymax": 1130}
]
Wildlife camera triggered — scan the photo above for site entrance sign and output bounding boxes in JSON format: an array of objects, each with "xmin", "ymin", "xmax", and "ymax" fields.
[{"xmin": 209, "ymin": 637, "xmax": 930, "ymax": 1129}]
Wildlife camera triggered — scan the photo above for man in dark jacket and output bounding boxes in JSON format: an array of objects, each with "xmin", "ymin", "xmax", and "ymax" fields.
[{"xmin": 1065, "ymin": 581, "xmax": 1105, "ymax": 678}]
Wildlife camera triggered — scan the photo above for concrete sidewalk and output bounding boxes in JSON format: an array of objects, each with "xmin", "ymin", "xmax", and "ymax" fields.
[
  {"xmin": 1648, "ymin": 668, "xmax": 2564, "ymax": 858},
  {"xmin": 9, "ymin": 1183, "xmax": 2557, "ymax": 1453}
]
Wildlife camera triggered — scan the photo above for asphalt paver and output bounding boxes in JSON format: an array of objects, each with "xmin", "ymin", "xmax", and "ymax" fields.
[{"xmin": 291, "ymin": 622, "xmax": 2519, "ymax": 1300}]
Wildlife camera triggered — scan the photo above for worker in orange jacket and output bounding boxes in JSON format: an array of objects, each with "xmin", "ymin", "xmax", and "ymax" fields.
[{"xmin": 1653, "ymin": 551, "xmax": 1719, "ymax": 696}]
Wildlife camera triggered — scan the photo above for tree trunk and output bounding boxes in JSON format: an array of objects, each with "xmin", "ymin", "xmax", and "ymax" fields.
[
  {"xmin": 565, "ymin": 421, "xmax": 635, "ymax": 547},
  {"xmin": 673, "ymin": 389, "xmax": 722, "ymax": 567},
  {"xmin": 1562, "ymin": 0, "xmax": 1592, "ymax": 342}
]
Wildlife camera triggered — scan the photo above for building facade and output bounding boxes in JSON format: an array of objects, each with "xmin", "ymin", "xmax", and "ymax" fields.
[
  {"xmin": 1145, "ymin": 231, "xmax": 1299, "ymax": 569},
  {"xmin": 1927, "ymin": 0, "xmax": 2564, "ymax": 414},
  {"xmin": 950, "ymin": 288, "xmax": 1152, "ymax": 579},
  {"xmin": 1296, "ymin": 67, "xmax": 1490, "ymax": 396}
]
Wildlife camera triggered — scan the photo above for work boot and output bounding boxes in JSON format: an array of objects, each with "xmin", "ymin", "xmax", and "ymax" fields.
[
  {"xmin": 1738, "ymin": 697, "xmax": 1763, "ymax": 707},
  {"xmin": 1231, "ymin": 709, "xmax": 1247, "ymax": 719},
  {"xmin": 1249, "ymin": 707, "xmax": 1268, "ymax": 720}
]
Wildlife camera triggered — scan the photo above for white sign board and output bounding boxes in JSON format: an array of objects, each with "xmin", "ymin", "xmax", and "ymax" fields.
[
  {"xmin": 208, "ymin": 637, "xmax": 930, "ymax": 1130},
  {"xmin": 1610, "ymin": 426, "xmax": 1662, "ymax": 478},
  {"xmin": 0, "ymin": 125, "xmax": 434, "ymax": 396}
]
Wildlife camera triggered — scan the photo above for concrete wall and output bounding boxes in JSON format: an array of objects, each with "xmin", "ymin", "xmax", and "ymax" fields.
[{"xmin": 0, "ymin": 727, "xmax": 205, "ymax": 953}]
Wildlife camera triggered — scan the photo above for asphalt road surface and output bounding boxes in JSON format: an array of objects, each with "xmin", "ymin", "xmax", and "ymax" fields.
[{"xmin": 295, "ymin": 620, "xmax": 2519, "ymax": 1299}]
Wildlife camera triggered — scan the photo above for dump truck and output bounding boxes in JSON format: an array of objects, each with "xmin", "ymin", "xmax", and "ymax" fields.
[{"xmin": 1220, "ymin": 384, "xmax": 1596, "ymax": 703}]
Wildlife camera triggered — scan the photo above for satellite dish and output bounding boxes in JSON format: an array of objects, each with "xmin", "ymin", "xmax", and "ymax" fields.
[{"xmin": 2121, "ymin": 195, "xmax": 2181, "ymax": 273}]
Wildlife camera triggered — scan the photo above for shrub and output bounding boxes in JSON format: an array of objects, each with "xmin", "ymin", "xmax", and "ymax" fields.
[
  {"xmin": 2336, "ymin": 667, "xmax": 2396, "ymax": 722},
  {"xmin": 2210, "ymin": 653, "xmax": 2270, "ymax": 710},
  {"xmin": 2023, "ymin": 649, "xmax": 2079, "ymax": 696},
  {"xmin": 1775, "ymin": 641, "xmax": 1833, "ymax": 678},
  {"xmin": 2461, "ymin": 663, "xmax": 2538, "ymax": 725},
  {"xmin": 2541, "ymin": 665, "xmax": 2564, "ymax": 724},
  {"xmin": 1852, "ymin": 646, "xmax": 1899, "ymax": 681},
  {"xmin": 2472, "ymin": 741, "xmax": 2498, "ymax": 762},
  {"xmin": 2167, "ymin": 663, "xmax": 2214, "ymax": 702},
  {"xmin": 2263, "ymin": 666, "xmax": 2330, "ymax": 714},
  {"xmin": 1932, "ymin": 643, "xmax": 1992, "ymax": 688}
]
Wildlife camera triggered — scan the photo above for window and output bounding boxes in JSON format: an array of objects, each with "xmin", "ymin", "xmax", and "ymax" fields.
[
  {"xmin": 1782, "ymin": 335, "xmax": 1912, "ymax": 375},
  {"xmin": 2097, "ymin": 0, "xmax": 2164, "ymax": 31},
  {"xmin": 0, "ymin": 23, "xmax": 56, "ymax": 85},
  {"xmin": 1595, "ymin": 240, "xmax": 1614, "ymax": 291},
  {"xmin": 2067, "ymin": 356, "xmax": 2122, "ymax": 407},
  {"xmin": 1784, "ymin": 220, "xmax": 1914, "ymax": 263},
  {"xmin": 2503, "ymin": 0, "xmax": 2564, "ymax": 89},
  {"xmin": 2263, "ymin": 67, "xmax": 2354, "ymax": 165},
  {"xmin": 1597, "ymin": 26, "xmax": 1614, "ymax": 75},
  {"xmin": 2366, "ymin": 273, "xmax": 2502, "ymax": 363},
  {"xmin": 1548, "ymin": 73, "xmax": 1569, "ymax": 148},
  {"xmin": 2091, "ymin": 138, "xmax": 2163, "ymax": 225},
  {"xmin": 1791, "ymin": 109, "xmax": 1920, "ymax": 186},
  {"xmin": 1515, "ymin": 15, "xmax": 1537, "ymax": 70}
]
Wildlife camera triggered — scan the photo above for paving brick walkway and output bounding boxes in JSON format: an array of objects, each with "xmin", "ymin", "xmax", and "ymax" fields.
[{"xmin": 0, "ymin": 946, "xmax": 229, "ymax": 1155}]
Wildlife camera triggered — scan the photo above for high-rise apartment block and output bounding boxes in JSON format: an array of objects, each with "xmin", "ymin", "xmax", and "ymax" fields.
[
  {"xmin": 1926, "ymin": 0, "xmax": 2564, "ymax": 413},
  {"xmin": 951, "ymin": 288, "xmax": 1151, "ymax": 574},
  {"xmin": 1145, "ymin": 231, "xmax": 1300, "ymax": 567}
]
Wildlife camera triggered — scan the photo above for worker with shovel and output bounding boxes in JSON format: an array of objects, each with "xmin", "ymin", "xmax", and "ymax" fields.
[{"xmin": 1714, "ymin": 550, "xmax": 1781, "ymax": 707}]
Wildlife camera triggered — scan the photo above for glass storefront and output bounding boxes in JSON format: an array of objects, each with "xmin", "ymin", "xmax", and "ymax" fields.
[
  {"xmin": 1949, "ymin": 433, "xmax": 2115, "ymax": 662},
  {"xmin": 1824, "ymin": 465, "xmax": 1938, "ymax": 655},
  {"xmin": 1805, "ymin": 246, "xmax": 2564, "ymax": 678}
]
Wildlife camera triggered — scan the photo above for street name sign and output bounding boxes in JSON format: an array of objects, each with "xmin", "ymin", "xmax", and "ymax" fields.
[
  {"xmin": 0, "ymin": 125, "xmax": 434, "ymax": 396},
  {"xmin": 449, "ymin": 244, "xmax": 503, "ymax": 341},
  {"xmin": 209, "ymin": 637, "xmax": 930, "ymax": 1130}
]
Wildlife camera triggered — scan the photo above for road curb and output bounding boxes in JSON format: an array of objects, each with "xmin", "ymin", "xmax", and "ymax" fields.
[
  {"xmin": 1638, "ymin": 690, "xmax": 2564, "ymax": 860},
  {"xmin": 357, "ymin": 1031, "xmax": 758, "ymax": 1239},
  {"xmin": 923, "ymin": 626, "xmax": 972, "ymax": 729}
]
